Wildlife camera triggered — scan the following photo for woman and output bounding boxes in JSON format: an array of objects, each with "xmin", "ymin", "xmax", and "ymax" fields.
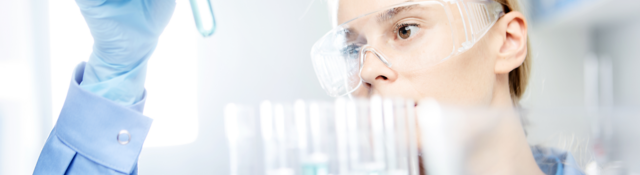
[{"xmin": 311, "ymin": 0, "xmax": 583, "ymax": 174}]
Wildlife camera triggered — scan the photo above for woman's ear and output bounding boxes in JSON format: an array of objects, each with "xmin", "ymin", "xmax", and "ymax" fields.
[{"xmin": 495, "ymin": 11, "xmax": 528, "ymax": 74}]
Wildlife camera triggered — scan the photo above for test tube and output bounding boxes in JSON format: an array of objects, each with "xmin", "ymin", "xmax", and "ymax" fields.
[
  {"xmin": 384, "ymin": 98, "xmax": 419, "ymax": 175},
  {"xmin": 341, "ymin": 97, "xmax": 387, "ymax": 174},
  {"xmin": 189, "ymin": 0, "xmax": 216, "ymax": 37},
  {"xmin": 334, "ymin": 98, "xmax": 349, "ymax": 174},
  {"xmin": 296, "ymin": 100, "xmax": 334, "ymax": 175},
  {"xmin": 224, "ymin": 104, "xmax": 239, "ymax": 175},
  {"xmin": 224, "ymin": 103, "xmax": 261, "ymax": 175},
  {"xmin": 261, "ymin": 101, "xmax": 297, "ymax": 175}
]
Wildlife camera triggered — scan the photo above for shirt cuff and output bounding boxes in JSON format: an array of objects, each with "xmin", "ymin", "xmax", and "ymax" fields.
[{"xmin": 54, "ymin": 62, "xmax": 152, "ymax": 173}]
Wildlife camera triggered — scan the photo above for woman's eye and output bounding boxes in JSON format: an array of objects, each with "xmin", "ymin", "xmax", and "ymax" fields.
[{"xmin": 396, "ymin": 24, "xmax": 420, "ymax": 40}]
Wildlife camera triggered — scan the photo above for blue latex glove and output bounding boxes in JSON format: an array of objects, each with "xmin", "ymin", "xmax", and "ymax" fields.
[{"xmin": 77, "ymin": 0, "xmax": 176, "ymax": 105}]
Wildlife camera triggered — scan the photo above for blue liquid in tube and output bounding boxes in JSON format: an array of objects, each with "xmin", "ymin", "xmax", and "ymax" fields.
[
  {"xmin": 189, "ymin": 0, "xmax": 216, "ymax": 37},
  {"xmin": 302, "ymin": 162, "xmax": 328, "ymax": 175}
]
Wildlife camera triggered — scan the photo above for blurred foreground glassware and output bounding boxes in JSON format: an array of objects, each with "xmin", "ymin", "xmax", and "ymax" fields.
[
  {"xmin": 260, "ymin": 101, "xmax": 300, "ymax": 175},
  {"xmin": 223, "ymin": 98, "xmax": 640, "ymax": 174},
  {"xmin": 189, "ymin": 0, "xmax": 216, "ymax": 37},
  {"xmin": 294, "ymin": 100, "xmax": 335, "ymax": 175},
  {"xmin": 224, "ymin": 103, "xmax": 262, "ymax": 175},
  {"xmin": 416, "ymin": 99, "xmax": 543, "ymax": 175},
  {"xmin": 527, "ymin": 107, "xmax": 640, "ymax": 175},
  {"xmin": 333, "ymin": 97, "xmax": 418, "ymax": 175},
  {"xmin": 224, "ymin": 97, "xmax": 419, "ymax": 175}
]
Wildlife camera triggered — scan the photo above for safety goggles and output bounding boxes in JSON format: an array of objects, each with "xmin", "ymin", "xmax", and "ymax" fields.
[{"xmin": 311, "ymin": 0, "xmax": 505, "ymax": 97}]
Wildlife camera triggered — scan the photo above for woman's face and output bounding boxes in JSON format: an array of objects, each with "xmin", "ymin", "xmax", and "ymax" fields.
[{"xmin": 338, "ymin": 0, "xmax": 504, "ymax": 106}]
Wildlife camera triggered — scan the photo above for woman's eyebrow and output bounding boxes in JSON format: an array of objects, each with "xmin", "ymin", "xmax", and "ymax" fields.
[
  {"xmin": 342, "ymin": 27, "xmax": 359, "ymax": 42},
  {"xmin": 377, "ymin": 4, "xmax": 418, "ymax": 23}
]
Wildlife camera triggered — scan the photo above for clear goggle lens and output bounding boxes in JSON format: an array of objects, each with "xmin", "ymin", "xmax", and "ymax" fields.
[{"xmin": 311, "ymin": 0, "xmax": 504, "ymax": 97}]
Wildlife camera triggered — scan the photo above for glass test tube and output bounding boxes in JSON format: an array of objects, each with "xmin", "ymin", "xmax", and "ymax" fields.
[
  {"xmin": 189, "ymin": 0, "xmax": 216, "ymax": 37},
  {"xmin": 296, "ymin": 100, "xmax": 334, "ymax": 175},
  {"xmin": 225, "ymin": 104, "xmax": 239, "ymax": 175},
  {"xmin": 224, "ymin": 103, "xmax": 261, "ymax": 175},
  {"xmin": 261, "ymin": 101, "xmax": 298, "ymax": 175}
]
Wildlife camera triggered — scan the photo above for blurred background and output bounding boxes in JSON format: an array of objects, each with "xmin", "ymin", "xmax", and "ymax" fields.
[{"xmin": 0, "ymin": 0, "xmax": 638, "ymax": 174}]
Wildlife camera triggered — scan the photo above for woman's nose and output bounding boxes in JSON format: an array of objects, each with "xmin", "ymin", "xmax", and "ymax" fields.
[{"xmin": 360, "ymin": 50, "xmax": 398, "ymax": 87}]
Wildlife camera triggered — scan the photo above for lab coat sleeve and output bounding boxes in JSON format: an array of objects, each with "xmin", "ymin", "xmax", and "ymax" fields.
[{"xmin": 34, "ymin": 62, "xmax": 152, "ymax": 175}]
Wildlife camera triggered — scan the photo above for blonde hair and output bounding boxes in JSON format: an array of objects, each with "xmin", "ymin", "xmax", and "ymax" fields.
[{"xmin": 494, "ymin": 0, "xmax": 531, "ymax": 103}]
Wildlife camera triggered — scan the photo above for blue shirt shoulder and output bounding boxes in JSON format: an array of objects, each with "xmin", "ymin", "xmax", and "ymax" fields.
[{"xmin": 532, "ymin": 145, "xmax": 586, "ymax": 175}]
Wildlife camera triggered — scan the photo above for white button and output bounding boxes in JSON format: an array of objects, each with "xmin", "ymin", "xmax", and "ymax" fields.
[{"xmin": 117, "ymin": 130, "xmax": 131, "ymax": 145}]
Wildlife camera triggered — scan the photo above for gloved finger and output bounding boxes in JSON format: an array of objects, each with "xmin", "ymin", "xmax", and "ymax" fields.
[{"xmin": 142, "ymin": 0, "xmax": 176, "ymax": 35}]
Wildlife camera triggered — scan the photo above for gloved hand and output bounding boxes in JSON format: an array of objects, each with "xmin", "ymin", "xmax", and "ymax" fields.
[{"xmin": 77, "ymin": 0, "xmax": 176, "ymax": 105}]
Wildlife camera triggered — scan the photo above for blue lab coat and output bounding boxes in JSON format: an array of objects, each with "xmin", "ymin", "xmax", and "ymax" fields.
[{"xmin": 34, "ymin": 62, "xmax": 151, "ymax": 175}]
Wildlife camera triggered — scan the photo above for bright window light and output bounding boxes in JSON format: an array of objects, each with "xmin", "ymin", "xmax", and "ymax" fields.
[
  {"xmin": 49, "ymin": 0, "xmax": 199, "ymax": 147},
  {"xmin": 143, "ymin": 1, "xmax": 199, "ymax": 147}
]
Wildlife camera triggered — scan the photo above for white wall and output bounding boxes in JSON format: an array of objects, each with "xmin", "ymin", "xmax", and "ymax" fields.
[
  {"xmin": 595, "ymin": 21, "xmax": 640, "ymax": 107},
  {"xmin": 520, "ymin": 10, "xmax": 596, "ymax": 169},
  {"xmin": 521, "ymin": 0, "xmax": 640, "ymax": 171},
  {"xmin": 0, "ymin": 0, "xmax": 50, "ymax": 174},
  {"xmin": 520, "ymin": 0, "xmax": 640, "ymax": 107},
  {"xmin": 594, "ymin": 19, "xmax": 640, "ymax": 172},
  {"xmin": 520, "ymin": 24, "xmax": 592, "ymax": 108}
]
